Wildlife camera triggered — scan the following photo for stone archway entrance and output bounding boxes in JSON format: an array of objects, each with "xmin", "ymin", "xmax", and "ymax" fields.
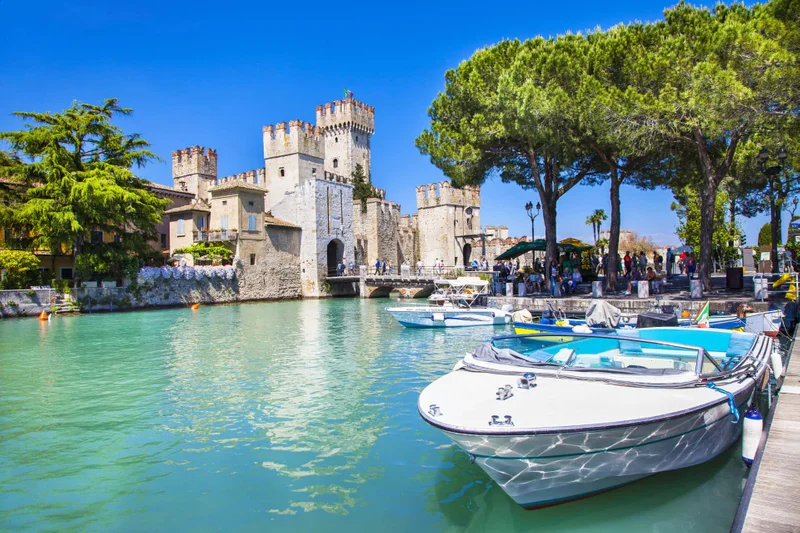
[
  {"xmin": 327, "ymin": 239, "xmax": 344, "ymax": 276},
  {"xmin": 463, "ymin": 243, "xmax": 472, "ymax": 268}
]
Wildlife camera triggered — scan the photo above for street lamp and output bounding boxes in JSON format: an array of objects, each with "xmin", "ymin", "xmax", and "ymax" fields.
[
  {"xmin": 525, "ymin": 200, "xmax": 541, "ymax": 267},
  {"xmin": 525, "ymin": 201, "xmax": 541, "ymax": 241},
  {"xmin": 757, "ymin": 148, "xmax": 788, "ymax": 274}
]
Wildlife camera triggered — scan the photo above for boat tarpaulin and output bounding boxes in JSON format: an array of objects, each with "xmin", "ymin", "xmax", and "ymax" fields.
[
  {"xmin": 585, "ymin": 300, "xmax": 622, "ymax": 328},
  {"xmin": 470, "ymin": 342, "xmax": 542, "ymax": 368}
]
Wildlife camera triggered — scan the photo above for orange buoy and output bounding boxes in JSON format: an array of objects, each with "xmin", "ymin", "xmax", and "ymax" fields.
[
  {"xmin": 190, "ymin": 303, "xmax": 201, "ymax": 310},
  {"xmin": 38, "ymin": 310, "xmax": 48, "ymax": 321}
]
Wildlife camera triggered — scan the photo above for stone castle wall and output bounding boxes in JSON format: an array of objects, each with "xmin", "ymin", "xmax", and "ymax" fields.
[{"xmin": 352, "ymin": 198, "xmax": 401, "ymax": 267}]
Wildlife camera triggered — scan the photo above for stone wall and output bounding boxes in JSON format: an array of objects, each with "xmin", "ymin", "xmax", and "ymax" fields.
[
  {"xmin": 0, "ymin": 289, "xmax": 58, "ymax": 318},
  {"xmin": 352, "ymin": 198, "xmax": 401, "ymax": 268}
]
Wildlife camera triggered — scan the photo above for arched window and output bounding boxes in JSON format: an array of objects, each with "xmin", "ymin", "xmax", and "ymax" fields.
[
  {"xmin": 333, "ymin": 159, "xmax": 339, "ymax": 169},
  {"xmin": 176, "ymin": 218, "xmax": 185, "ymax": 236}
]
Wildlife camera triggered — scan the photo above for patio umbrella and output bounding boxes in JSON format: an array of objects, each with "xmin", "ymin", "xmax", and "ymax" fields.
[{"xmin": 672, "ymin": 245, "xmax": 693, "ymax": 254}]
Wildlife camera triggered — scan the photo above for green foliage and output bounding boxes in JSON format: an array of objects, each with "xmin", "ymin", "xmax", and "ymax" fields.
[
  {"xmin": 173, "ymin": 242, "xmax": 233, "ymax": 263},
  {"xmin": 0, "ymin": 98, "xmax": 169, "ymax": 283},
  {"xmin": 585, "ymin": 210, "xmax": 608, "ymax": 244},
  {"xmin": 0, "ymin": 250, "xmax": 40, "ymax": 289},
  {"xmin": 672, "ymin": 187, "xmax": 740, "ymax": 266},
  {"xmin": 352, "ymin": 164, "xmax": 379, "ymax": 213},
  {"xmin": 758, "ymin": 223, "xmax": 778, "ymax": 247}
]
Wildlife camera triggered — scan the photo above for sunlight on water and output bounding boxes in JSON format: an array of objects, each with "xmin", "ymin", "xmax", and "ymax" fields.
[{"xmin": 0, "ymin": 299, "xmax": 761, "ymax": 531}]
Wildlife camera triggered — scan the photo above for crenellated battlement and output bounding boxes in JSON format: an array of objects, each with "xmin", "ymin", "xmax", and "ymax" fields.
[
  {"xmin": 415, "ymin": 181, "xmax": 481, "ymax": 209},
  {"xmin": 316, "ymin": 97, "xmax": 375, "ymax": 134},
  {"xmin": 172, "ymin": 146, "xmax": 217, "ymax": 179},
  {"xmin": 319, "ymin": 171, "xmax": 352, "ymax": 185},
  {"xmin": 399, "ymin": 213, "xmax": 417, "ymax": 231},
  {"xmin": 263, "ymin": 120, "xmax": 325, "ymax": 160},
  {"xmin": 214, "ymin": 169, "xmax": 266, "ymax": 189}
]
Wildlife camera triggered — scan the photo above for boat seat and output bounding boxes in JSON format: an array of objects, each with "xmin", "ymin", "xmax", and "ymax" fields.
[{"xmin": 551, "ymin": 348, "xmax": 574, "ymax": 364}]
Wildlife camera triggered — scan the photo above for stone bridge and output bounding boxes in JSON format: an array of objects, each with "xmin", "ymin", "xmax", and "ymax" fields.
[{"xmin": 326, "ymin": 266, "xmax": 438, "ymax": 298}]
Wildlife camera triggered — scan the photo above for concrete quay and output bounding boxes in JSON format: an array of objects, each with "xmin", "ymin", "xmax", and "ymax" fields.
[{"xmin": 733, "ymin": 327, "xmax": 800, "ymax": 532}]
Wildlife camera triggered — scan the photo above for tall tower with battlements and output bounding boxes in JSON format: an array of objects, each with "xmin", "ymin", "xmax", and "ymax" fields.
[
  {"xmin": 172, "ymin": 146, "xmax": 217, "ymax": 201},
  {"xmin": 262, "ymin": 120, "xmax": 325, "ymax": 214},
  {"xmin": 316, "ymin": 97, "xmax": 374, "ymax": 181}
]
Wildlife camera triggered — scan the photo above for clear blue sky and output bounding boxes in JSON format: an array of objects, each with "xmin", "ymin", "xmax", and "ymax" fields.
[{"xmin": 0, "ymin": 0, "xmax": 771, "ymax": 246}]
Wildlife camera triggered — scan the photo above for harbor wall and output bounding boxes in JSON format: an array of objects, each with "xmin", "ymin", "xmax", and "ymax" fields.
[{"xmin": 0, "ymin": 289, "xmax": 58, "ymax": 318}]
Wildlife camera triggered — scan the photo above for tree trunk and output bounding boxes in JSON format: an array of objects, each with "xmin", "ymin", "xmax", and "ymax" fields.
[
  {"xmin": 541, "ymin": 198, "xmax": 558, "ymax": 285},
  {"xmin": 698, "ymin": 179, "xmax": 717, "ymax": 292},
  {"xmin": 771, "ymin": 188, "xmax": 781, "ymax": 274},
  {"xmin": 606, "ymin": 169, "xmax": 621, "ymax": 292}
]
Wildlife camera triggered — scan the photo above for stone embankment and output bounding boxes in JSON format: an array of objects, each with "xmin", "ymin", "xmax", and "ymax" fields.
[{"xmin": 0, "ymin": 261, "xmax": 302, "ymax": 318}]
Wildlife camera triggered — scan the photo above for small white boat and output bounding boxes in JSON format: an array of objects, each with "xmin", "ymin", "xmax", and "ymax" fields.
[
  {"xmin": 419, "ymin": 328, "xmax": 774, "ymax": 508},
  {"xmin": 744, "ymin": 309, "xmax": 783, "ymax": 337},
  {"xmin": 387, "ymin": 278, "xmax": 511, "ymax": 328}
]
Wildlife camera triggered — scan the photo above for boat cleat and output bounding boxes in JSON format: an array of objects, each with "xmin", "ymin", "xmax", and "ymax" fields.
[
  {"xmin": 489, "ymin": 415, "xmax": 514, "ymax": 427},
  {"xmin": 496, "ymin": 385, "xmax": 514, "ymax": 401}
]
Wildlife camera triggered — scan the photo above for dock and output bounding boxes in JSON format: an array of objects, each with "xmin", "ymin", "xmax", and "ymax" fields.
[{"xmin": 734, "ymin": 329, "xmax": 800, "ymax": 532}]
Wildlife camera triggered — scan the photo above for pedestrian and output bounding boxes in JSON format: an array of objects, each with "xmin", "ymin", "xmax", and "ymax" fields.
[
  {"xmin": 374, "ymin": 257, "xmax": 381, "ymax": 275},
  {"xmin": 686, "ymin": 254, "xmax": 696, "ymax": 282},
  {"xmin": 348, "ymin": 260, "xmax": 355, "ymax": 276},
  {"xmin": 639, "ymin": 251, "xmax": 647, "ymax": 272},
  {"xmin": 666, "ymin": 247, "xmax": 673, "ymax": 278},
  {"xmin": 679, "ymin": 250, "xmax": 687, "ymax": 274},
  {"xmin": 416, "ymin": 259, "xmax": 423, "ymax": 276},
  {"xmin": 387, "ymin": 260, "xmax": 393, "ymax": 275},
  {"xmin": 623, "ymin": 252, "xmax": 632, "ymax": 277},
  {"xmin": 549, "ymin": 261, "xmax": 559, "ymax": 297},
  {"xmin": 381, "ymin": 259, "xmax": 387, "ymax": 275}
]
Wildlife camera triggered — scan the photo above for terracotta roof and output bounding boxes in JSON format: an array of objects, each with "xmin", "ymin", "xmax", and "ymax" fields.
[
  {"xmin": 264, "ymin": 213, "xmax": 300, "ymax": 229},
  {"xmin": 147, "ymin": 181, "xmax": 195, "ymax": 197},
  {"xmin": 165, "ymin": 201, "xmax": 211, "ymax": 214},
  {"xmin": 209, "ymin": 180, "xmax": 265, "ymax": 193}
]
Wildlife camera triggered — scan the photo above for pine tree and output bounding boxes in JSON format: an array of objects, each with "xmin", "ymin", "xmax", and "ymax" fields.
[{"xmin": 0, "ymin": 99, "xmax": 169, "ymax": 283}]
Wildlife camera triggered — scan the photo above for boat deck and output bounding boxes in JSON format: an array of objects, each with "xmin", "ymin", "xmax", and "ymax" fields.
[{"xmin": 739, "ymin": 330, "xmax": 800, "ymax": 532}]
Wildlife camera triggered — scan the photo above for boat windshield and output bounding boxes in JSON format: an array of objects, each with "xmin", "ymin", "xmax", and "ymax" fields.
[{"xmin": 488, "ymin": 333, "xmax": 739, "ymax": 375}]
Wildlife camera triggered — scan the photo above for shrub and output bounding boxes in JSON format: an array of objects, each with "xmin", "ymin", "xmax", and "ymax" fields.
[{"xmin": 0, "ymin": 250, "xmax": 40, "ymax": 290}]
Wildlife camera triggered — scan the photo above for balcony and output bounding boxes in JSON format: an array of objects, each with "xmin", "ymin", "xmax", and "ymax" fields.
[{"xmin": 194, "ymin": 229, "xmax": 238, "ymax": 242}]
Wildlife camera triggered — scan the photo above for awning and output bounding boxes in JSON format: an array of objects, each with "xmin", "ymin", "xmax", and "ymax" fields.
[{"xmin": 495, "ymin": 238, "xmax": 592, "ymax": 260}]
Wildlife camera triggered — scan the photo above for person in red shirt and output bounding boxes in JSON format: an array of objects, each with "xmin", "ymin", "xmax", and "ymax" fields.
[
  {"xmin": 679, "ymin": 251, "xmax": 687, "ymax": 274},
  {"xmin": 623, "ymin": 252, "xmax": 632, "ymax": 277}
]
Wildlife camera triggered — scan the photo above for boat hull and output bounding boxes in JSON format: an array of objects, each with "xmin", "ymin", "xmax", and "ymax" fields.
[
  {"xmin": 388, "ymin": 308, "xmax": 510, "ymax": 328},
  {"xmin": 438, "ymin": 390, "xmax": 751, "ymax": 508},
  {"xmin": 745, "ymin": 310, "xmax": 782, "ymax": 337}
]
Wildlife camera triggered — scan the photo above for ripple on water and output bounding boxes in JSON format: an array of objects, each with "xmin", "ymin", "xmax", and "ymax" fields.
[{"xmin": 0, "ymin": 299, "xmax": 755, "ymax": 532}]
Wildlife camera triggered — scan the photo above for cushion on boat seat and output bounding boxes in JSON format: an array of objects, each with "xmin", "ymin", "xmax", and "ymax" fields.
[{"xmin": 551, "ymin": 348, "xmax": 574, "ymax": 364}]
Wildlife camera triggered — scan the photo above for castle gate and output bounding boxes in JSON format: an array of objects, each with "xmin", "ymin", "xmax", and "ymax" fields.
[
  {"xmin": 463, "ymin": 243, "xmax": 472, "ymax": 267},
  {"xmin": 327, "ymin": 238, "xmax": 344, "ymax": 276}
]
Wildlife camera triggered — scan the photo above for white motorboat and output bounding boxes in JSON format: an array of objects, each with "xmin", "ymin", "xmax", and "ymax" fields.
[
  {"xmin": 387, "ymin": 278, "xmax": 511, "ymax": 328},
  {"xmin": 418, "ymin": 328, "xmax": 775, "ymax": 508},
  {"xmin": 744, "ymin": 309, "xmax": 783, "ymax": 337}
]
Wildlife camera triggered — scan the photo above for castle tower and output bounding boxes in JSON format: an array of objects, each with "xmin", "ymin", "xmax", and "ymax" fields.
[
  {"xmin": 172, "ymin": 146, "xmax": 217, "ymax": 201},
  {"xmin": 262, "ymin": 120, "xmax": 325, "ymax": 214},
  {"xmin": 415, "ymin": 182, "xmax": 481, "ymax": 268},
  {"xmin": 316, "ymin": 97, "xmax": 374, "ymax": 182}
]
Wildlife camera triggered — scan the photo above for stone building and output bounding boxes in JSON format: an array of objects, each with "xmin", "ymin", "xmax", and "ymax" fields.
[
  {"xmin": 161, "ymin": 94, "xmax": 492, "ymax": 300},
  {"xmin": 414, "ymin": 182, "xmax": 481, "ymax": 267}
]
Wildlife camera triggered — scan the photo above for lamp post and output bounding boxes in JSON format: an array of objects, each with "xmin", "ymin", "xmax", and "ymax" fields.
[
  {"xmin": 525, "ymin": 201, "xmax": 541, "ymax": 266},
  {"xmin": 757, "ymin": 147, "xmax": 788, "ymax": 274}
]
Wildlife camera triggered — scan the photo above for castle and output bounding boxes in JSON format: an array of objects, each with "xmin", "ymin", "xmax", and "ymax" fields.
[{"xmin": 161, "ymin": 95, "xmax": 482, "ymax": 297}]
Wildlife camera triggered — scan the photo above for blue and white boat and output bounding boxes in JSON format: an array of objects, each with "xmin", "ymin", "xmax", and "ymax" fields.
[
  {"xmin": 418, "ymin": 328, "xmax": 776, "ymax": 509},
  {"xmin": 387, "ymin": 278, "xmax": 511, "ymax": 328}
]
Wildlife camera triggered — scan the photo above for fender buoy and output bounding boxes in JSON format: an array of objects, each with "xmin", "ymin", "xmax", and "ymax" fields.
[
  {"xmin": 191, "ymin": 303, "xmax": 201, "ymax": 310},
  {"xmin": 742, "ymin": 405, "xmax": 763, "ymax": 466},
  {"xmin": 770, "ymin": 350, "xmax": 784, "ymax": 380},
  {"xmin": 38, "ymin": 311, "xmax": 48, "ymax": 321},
  {"xmin": 773, "ymin": 273, "xmax": 792, "ymax": 289}
]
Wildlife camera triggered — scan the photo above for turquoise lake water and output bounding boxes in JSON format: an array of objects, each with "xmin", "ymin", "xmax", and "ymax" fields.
[{"xmin": 0, "ymin": 298, "xmax": 757, "ymax": 532}]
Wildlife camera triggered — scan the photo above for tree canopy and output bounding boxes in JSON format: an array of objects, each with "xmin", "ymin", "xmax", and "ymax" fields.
[
  {"xmin": 417, "ymin": 0, "xmax": 799, "ymax": 289},
  {"xmin": 0, "ymin": 99, "xmax": 168, "ymax": 282}
]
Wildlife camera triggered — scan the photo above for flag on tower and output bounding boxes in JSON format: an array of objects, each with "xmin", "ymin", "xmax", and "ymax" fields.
[{"xmin": 344, "ymin": 88, "xmax": 354, "ymax": 99}]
